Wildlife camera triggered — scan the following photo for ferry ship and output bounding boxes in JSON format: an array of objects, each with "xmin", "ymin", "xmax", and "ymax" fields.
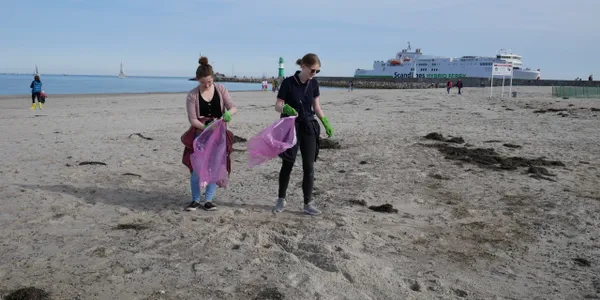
[{"xmin": 354, "ymin": 43, "xmax": 541, "ymax": 80}]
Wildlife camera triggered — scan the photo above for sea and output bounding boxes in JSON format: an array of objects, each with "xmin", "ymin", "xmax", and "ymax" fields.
[{"xmin": 0, "ymin": 74, "xmax": 340, "ymax": 96}]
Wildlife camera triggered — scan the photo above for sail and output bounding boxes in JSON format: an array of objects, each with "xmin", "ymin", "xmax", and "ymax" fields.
[
  {"xmin": 118, "ymin": 62, "xmax": 126, "ymax": 78},
  {"xmin": 34, "ymin": 65, "xmax": 39, "ymax": 76}
]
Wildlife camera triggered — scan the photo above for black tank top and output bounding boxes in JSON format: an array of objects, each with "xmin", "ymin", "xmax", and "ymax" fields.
[{"xmin": 198, "ymin": 87, "xmax": 222, "ymax": 119}]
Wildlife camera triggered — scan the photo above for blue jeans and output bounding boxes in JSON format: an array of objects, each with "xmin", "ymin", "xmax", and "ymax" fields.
[
  {"xmin": 190, "ymin": 170, "xmax": 216, "ymax": 203},
  {"xmin": 190, "ymin": 131, "xmax": 217, "ymax": 202}
]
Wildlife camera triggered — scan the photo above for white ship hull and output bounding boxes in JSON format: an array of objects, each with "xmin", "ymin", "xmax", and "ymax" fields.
[{"xmin": 354, "ymin": 44, "xmax": 541, "ymax": 80}]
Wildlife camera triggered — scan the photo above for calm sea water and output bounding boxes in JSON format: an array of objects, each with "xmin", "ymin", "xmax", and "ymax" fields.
[{"xmin": 0, "ymin": 74, "xmax": 327, "ymax": 96}]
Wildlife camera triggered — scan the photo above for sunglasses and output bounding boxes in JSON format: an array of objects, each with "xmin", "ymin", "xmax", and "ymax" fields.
[{"xmin": 308, "ymin": 67, "xmax": 320, "ymax": 74}]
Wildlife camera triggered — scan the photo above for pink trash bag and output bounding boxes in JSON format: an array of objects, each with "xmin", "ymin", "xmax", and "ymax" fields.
[
  {"xmin": 247, "ymin": 116, "xmax": 297, "ymax": 168},
  {"xmin": 190, "ymin": 119, "xmax": 229, "ymax": 187}
]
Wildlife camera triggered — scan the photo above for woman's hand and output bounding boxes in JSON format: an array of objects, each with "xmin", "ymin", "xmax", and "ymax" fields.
[{"xmin": 282, "ymin": 104, "xmax": 297, "ymax": 116}]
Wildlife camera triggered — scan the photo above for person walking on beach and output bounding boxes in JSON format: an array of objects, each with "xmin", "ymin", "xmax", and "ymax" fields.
[
  {"xmin": 456, "ymin": 79, "xmax": 463, "ymax": 95},
  {"xmin": 446, "ymin": 80, "xmax": 452, "ymax": 94},
  {"xmin": 181, "ymin": 56, "xmax": 237, "ymax": 211},
  {"xmin": 30, "ymin": 75, "xmax": 43, "ymax": 110},
  {"xmin": 348, "ymin": 81, "xmax": 354, "ymax": 92},
  {"xmin": 272, "ymin": 53, "xmax": 334, "ymax": 216}
]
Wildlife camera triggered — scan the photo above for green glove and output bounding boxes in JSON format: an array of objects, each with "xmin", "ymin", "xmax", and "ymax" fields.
[
  {"xmin": 320, "ymin": 116, "xmax": 333, "ymax": 137},
  {"xmin": 282, "ymin": 104, "xmax": 297, "ymax": 116},
  {"xmin": 223, "ymin": 110, "xmax": 232, "ymax": 122}
]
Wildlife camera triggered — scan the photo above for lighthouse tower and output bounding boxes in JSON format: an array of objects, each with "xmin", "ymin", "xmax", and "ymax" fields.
[{"xmin": 278, "ymin": 57, "xmax": 285, "ymax": 78}]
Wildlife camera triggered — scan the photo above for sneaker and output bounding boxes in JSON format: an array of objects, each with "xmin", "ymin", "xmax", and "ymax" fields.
[
  {"xmin": 303, "ymin": 202, "xmax": 321, "ymax": 216},
  {"xmin": 272, "ymin": 198, "xmax": 286, "ymax": 214},
  {"xmin": 203, "ymin": 202, "xmax": 217, "ymax": 211},
  {"xmin": 185, "ymin": 201, "xmax": 201, "ymax": 211}
]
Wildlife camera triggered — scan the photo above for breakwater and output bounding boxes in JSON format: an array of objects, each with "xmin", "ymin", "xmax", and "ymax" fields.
[{"xmin": 216, "ymin": 76, "xmax": 599, "ymax": 89}]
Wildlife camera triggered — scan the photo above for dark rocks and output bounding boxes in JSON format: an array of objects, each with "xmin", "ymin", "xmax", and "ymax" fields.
[
  {"xmin": 574, "ymin": 258, "xmax": 591, "ymax": 267},
  {"xmin": 4, "ymin": 287, "xmax": 50, "ymax": 300},
  {"xmin": 368, "ymin": 203, "xmax": 398, "ymax": 213},
  {"xmin": 503, "ymin": 143, "xmax": 522, "ymax": 149},
  {"xmin": 348, "ymin": 199, "xmax": 367, "ymax": 206},
  {"xmin": 319, "ymin": 138, "xmax": 341, "ymax": 149},
  {"xmin": 424, "ymin": 132, "xmax": 464, "ymax": 144}
]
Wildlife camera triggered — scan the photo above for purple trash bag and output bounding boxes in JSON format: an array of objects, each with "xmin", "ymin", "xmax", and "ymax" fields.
[
  {"xmin": 190, "ymin": 119, "xmax": 229, "ymax": 187},
  {"xmin": 247, "ymin": 116, "xmax": 297, "ymax": 168}
]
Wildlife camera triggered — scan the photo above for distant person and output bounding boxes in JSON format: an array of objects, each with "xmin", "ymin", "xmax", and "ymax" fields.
[
  {"xmin": 272, "ymin": 79, "xmax": 279, "ymax": 92},
  {"xmin": 30, "ymin": 75, "xmax": 43, "ymax": 110},
  {"xmin": 590, "ymin": 74, "xmax": 594, "ymax": 81},
  {"xmin": 272, "ymin": 53, "xmax": 333, "ymax": 216},
  {"xmin": 181, "ymin": 56, "xmax": 237, "ymax": 212},
  {"xmin": 348, "ymin": 81, "xmax": 354, "ymax": 92},
  {"xmin": 456, "ymin": 79, "xmax": 463, "ymax": 95},
  {"xmin": 446, "ymin": 80, "xmax": 452, "ymax": 94}
]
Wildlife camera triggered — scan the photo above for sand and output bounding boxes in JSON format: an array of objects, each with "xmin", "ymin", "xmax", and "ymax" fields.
[{"xmin": 0, "ymin": 86, "xmax": 599, "ymax": 300}]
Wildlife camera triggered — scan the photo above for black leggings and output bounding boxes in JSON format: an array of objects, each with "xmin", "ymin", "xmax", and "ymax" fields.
[
  {"xmin": 278, "ymin": 129, "xmax": 317, "ymax": 205},
  {"xmin": 32, "ymin": 92, "xmax": 41, "ymax": 103}
]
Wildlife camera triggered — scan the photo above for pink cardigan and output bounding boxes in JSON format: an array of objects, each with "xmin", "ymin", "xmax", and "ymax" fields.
[{"xmin": 186, "ymin": 83, "xmax": 235, "ymax": 132}]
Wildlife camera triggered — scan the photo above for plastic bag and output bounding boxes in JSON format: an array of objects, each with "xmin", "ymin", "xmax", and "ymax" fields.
[
  {"xmin": 190, "ymin": 119, "xmax": 229, "ymax": 187},
  {"xmin": 247, "ymin": 116, "xmax": 297, "ymax": 168}
]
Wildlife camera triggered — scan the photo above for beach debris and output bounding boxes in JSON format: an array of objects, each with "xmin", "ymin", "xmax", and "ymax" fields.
[
  {"xmin": 591, "ymin": 108, "xmax": 600, "ymax": 112},
  {"xmin": 114, "ymin": 223, "xmax": 150, "ymax": 231},
  {"xmin": 528, "ymin": 166, "xmax": 557, "ymax": 182},
  {"xmin": 128, "ymin": 133, "xmax": 153, "ymax": 140},
  {"xmin": 78, "ymin": 161, "xmax": 107, "ymax": 166},
  {"xmin": 319, "ymin": 138, "xmax": 341, "ymax": 149},
  {"xmin": 424, "ymin": 132, "xmax": 444, "ymax": 141},
  {"xmin": 405, "ymin": 279, "xmax": 422, "ymax": 292},
  {"xmin": 453, "ymin": 288, "xmax": 468, "ymax": 298},
  {"xmin": 233, "ymin": 135, "xmax": 247, "ymax": 143},
  {"xmin": 483, "ymin": 140, "xmax": 502, "ymax": 143},
  {"xmin": 503, "ymin": 143, "xmax": 522, "ymax": 149},
  {"xmin": 424, "ymin": 132, "xmax": 464, "ymax": 144},
  {"xmin": 348, "ymin": 199, "xmax": 367, "ymax": 206},
  {"xmin": 533, "ymin": 108, "xmax": 567, "ymax": 114},
  {"xmin": 428, "ymin": 173, "xmax": 449, "ymax": 180},
  {"xmin": 253, "ymin": 287, "xmax": 285, "ymax": 300},
  {"xmin": 505, "ymin": 108, "xmax": 514, "ymax": 111},
  {"xmin": 359, "ymin": 160, "xmax": 368, "ymax": 165},
  {"xmin": 4, "ymin": 287, "xmax": 50, "ymax": 300},
  {"xmin": 422, "ymin": 142, "xmax": 565, "ymax": 173},
  {"xmin": 368, "ymin": 203, "xmax": 398, "ymax": 213},
  {"xmin": 573, "ymin": 257, "xmax": 591, "ymax": 267},
  {"xmin": 122, "ymin": 172, "xmax": 142, "ymax": 178}
]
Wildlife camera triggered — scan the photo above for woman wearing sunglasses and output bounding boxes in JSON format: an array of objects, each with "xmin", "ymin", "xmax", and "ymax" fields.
[{"xmin": 272, "ymin": 53, "xmax": 334, "ymax": 216}]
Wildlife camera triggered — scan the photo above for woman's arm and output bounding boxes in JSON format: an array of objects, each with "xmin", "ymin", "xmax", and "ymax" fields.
[
  {"xmin": 313, "ymin": 96, "xmax": 325, "ymax": 118},
  {"xmin": 186, "ymin": 92, "xmax": 205, "ymax": 129},
  {"xmin": 219, "ymin": 85, "xmax": 237, "ymax": 115},
  {"xmin": 275, "ymin": 98, "xmax": 285, "ymax": 113}
]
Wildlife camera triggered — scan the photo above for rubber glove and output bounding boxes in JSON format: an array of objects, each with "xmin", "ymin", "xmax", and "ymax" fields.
[
  {"xmin": 320, "ymin": 116, "xmax": 333, "ymax": 137},
  {"xmin": 282, "ymin": 104, "xmax": 297, "ymax": 116},
  {"xmin": 223, "ymin": 110, "xmax": 232, "ymax": 122}
]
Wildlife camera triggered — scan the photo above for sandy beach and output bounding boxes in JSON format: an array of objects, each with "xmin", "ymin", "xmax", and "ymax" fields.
[{"xmin": 1, "ymin": 86, "xmax": 599, "ymax": 300}]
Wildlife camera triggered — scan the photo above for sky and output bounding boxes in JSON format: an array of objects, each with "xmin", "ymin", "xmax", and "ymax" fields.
[{"xmin": 1, "ymin": 0, "xmax": 598, "ymax": 80}]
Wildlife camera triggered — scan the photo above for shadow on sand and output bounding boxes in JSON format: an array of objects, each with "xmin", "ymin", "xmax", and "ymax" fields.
[{"xmin": 20, "ymin": 184, "xmax": 281, "ymax": 214}]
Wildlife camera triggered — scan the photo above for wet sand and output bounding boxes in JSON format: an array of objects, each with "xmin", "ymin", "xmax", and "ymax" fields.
[{"xmin": 0, "ymin": 86, "xmax": 599, "ymax": 299}]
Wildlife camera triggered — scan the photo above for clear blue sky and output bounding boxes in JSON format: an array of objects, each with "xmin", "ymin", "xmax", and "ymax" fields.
[{"xmin": 1, "ymin": 0, "xmax": 597, "ymax": 79}]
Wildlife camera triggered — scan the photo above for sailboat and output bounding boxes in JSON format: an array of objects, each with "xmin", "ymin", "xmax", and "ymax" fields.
[
  {"xmin": 33, "ymin": 65, "xmax": 39, "ymax": 76},
  {"xmin": 118, "ymin": 62, "xmax": 126, "ymax": 78}
]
